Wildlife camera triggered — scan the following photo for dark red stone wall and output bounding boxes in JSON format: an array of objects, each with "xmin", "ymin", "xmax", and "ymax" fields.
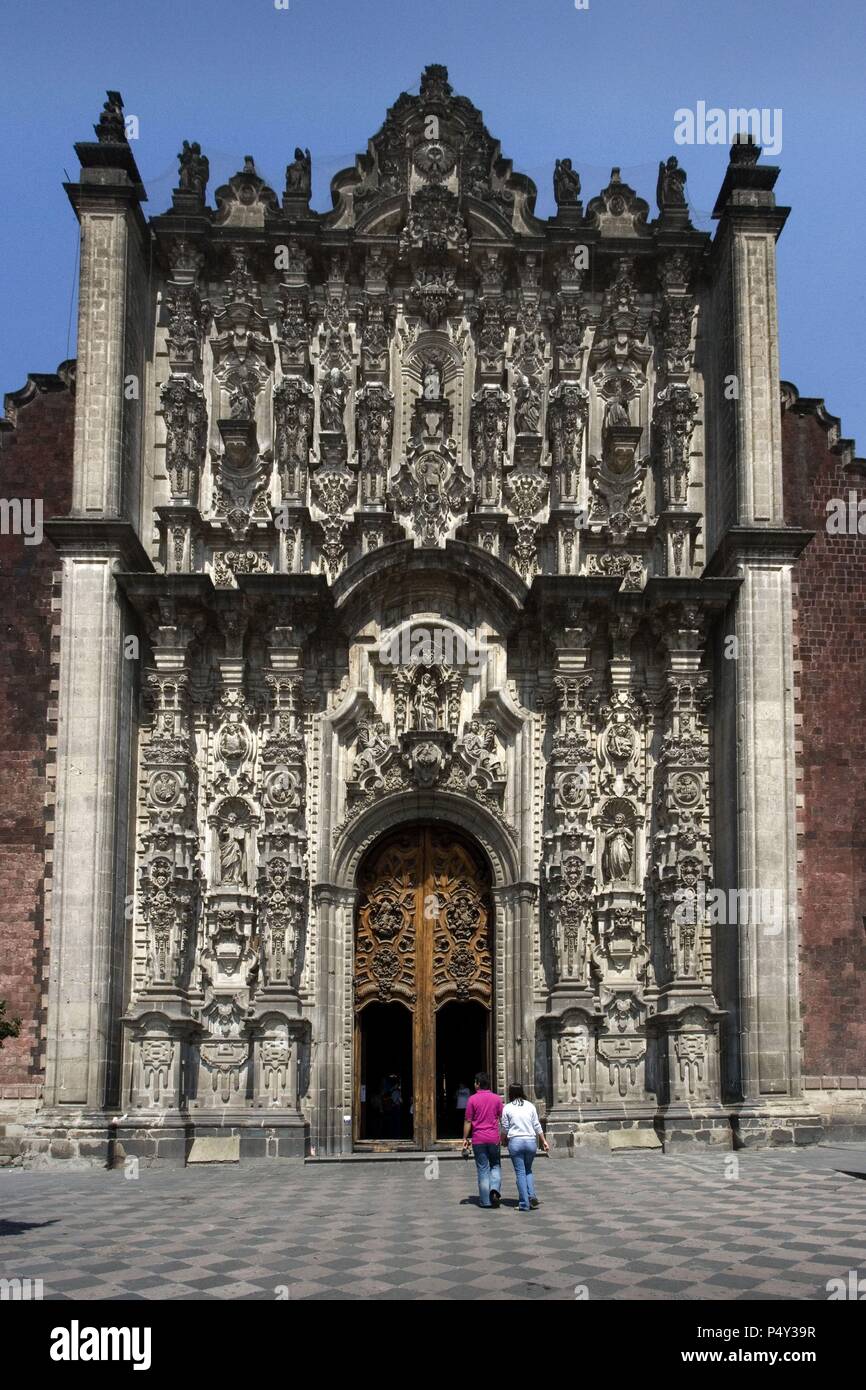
[
  {"xmin": 782, "ymin": 385, "xmax": 866, "ymax": 1082},
  {"xmin": 0, "ymin": 367, "xmax": 74, "ymax": 1096}
]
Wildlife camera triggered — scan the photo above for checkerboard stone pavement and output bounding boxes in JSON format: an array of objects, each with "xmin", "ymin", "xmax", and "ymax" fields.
[{"xmin": 2, "ymin": 1144, "xmax": 866, "ymax": 1301}]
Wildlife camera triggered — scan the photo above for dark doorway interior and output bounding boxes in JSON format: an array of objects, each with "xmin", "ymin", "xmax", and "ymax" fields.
[
  {"xmin": 358, "ymin": 1002, "xmax": 414, "ymax": 1141},
  {"xmin": 436, "ymin": 1001, "xmax": 489, "ymax": 1139}
]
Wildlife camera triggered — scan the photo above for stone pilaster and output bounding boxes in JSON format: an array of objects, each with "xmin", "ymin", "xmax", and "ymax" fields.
[
  {"xmin": 710, "ymin": 143, "xmax": 810, "ymax": 1106},
  {"xmin": 43, "ymin": 523, "xmax": 150, "ymax": 1110}
]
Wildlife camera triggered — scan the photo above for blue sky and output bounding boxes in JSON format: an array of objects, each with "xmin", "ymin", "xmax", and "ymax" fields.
[{"xmin": 1, "ymin": 0, "xmax": 864, "ymax": 446}]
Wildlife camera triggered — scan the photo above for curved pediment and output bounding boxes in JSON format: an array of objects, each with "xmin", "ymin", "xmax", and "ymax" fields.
[{"xmin": 331, "ymin": 537, "xmax": 529, "ymax": 633}]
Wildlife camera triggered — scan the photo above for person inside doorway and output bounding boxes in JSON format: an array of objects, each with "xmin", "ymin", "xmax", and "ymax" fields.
[
  {"xmin": 461, "ymin": 1072, "xmax": 503, "ymax": 1208},
  {"xmin": 500, "ymin": 1083, "xmax": 549, "ymax": 1211},
  {"xmin": 379, "ymin": 1073, "xmax": 403, "ymax": 1138}
]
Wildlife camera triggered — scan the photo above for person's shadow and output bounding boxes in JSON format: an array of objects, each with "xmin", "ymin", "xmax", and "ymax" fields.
[{"xmin": 0, "ymin": 1218, "xmax": 59, "ymax": 1236}]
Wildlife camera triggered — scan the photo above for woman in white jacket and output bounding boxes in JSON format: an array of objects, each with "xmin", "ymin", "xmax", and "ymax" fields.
[{"xmin": 500, "ymin": 1084, "xmax": 549, "ymax": 1211}]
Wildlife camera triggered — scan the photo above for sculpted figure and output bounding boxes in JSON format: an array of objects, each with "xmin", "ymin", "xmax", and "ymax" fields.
[
  {"xmin": 218, "ymin": 812, "xmax": 248, "ymax": 886},
  {"xmin": 462, "ymin": 719, "xmax": 502, "ymax": 777},
  {"xmin": 320, "ymin": 367, "xmax": 347, "ymax": 433},
  {"xmin": 602, "ymin": 814, "xmax": 634, "ymax": 884},
  {"xmin": 178, "ymin": 141, "xmax": 209, "ymax": 196},
  {"xmin": 657, "ymin": 155, "xmax": 687, "ymax": 209},
  {"xmin": 553, "ymin": 157, "xmax": 581, "ymax": 207},
  {"xmin": 413, "ymin": 673, "xmax": 440, "ymax": 731},
  {"xmin": 285, "ymin": 147, "xmax": 312, "ymax": 197},
  {"xmin": 515, "ymin": 373, "xmax": 541, "ymax": 434},
  {"xmin": 422, "ymin": 362, "xmax": 442, "ymax": 401},
  {"xmin": 354, "ymin": 718, "xmax": 391, "ymax": 774},
  {"xmin": 604, "ymin": 386, "xmax": 632, "ymax": 430}
]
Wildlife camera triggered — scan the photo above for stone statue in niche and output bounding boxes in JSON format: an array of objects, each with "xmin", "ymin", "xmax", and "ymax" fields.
[
  {"xmin": 515, "ymin": 373, "xmax": 541, "ymax": 434},
  {"xmin": 553, "ymin": 158, "xmax": 581, "ymax": 207},
  {"xmin": 413, "ymin": 672, "xmax": 440, "ymax": 731},
  {"xmin": 422, "ymin": 362, "xmax": 442, "ymax": 401},
  {"xmin": 225, "ymin": 367, "xmax": 258, "ymax": 422},
  {"xmin": 320, "ymin": 367, "xmax": 347, "ymax": 433},
  {"xmin": 285, "ymin": 147, "xmax": 311, "ymax": 197},
  {"xmin": 604, "ymin": 386, "xmax": 632, "ymax": 430},
  {"xmin": 602, "ymin": 814, "xmax": 634, "ymax": 884},
  {"xmin": 218, "ymin": 811, "xmax": 249, "ymax": 886}
]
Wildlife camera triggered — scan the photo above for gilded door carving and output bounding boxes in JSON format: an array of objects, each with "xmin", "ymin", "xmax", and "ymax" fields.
[{"xmin": 354, "ymin": 826, "xmax": 492, "ymax": 1148}]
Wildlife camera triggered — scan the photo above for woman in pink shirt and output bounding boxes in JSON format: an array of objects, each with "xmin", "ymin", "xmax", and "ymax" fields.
[{"xmin": 461, "ymin": 1072, "xmax": 504, "ymax": 1208}]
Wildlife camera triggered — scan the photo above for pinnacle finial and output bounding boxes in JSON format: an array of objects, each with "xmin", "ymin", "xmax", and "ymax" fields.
[{"xmin": 94, "ymin": 90, "xmax": 127, "ymax": 144}]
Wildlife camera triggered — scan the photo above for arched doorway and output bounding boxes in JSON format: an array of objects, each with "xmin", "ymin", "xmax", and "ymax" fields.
[{"xmin": 353, "ymin": 825, "xmax": 493, "ymax": 1149}]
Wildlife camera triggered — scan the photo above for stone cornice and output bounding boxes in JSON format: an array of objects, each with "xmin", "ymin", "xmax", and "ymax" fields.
[
  {"xmin": 44, "ymin": 517, "xmax": 153, "ymax": 570},
  {"xmin": 530, "ymin": 574, "xmax": 740, "ymax": 616},
  {"xmin": 704, "ymin": 525, "xmax": 814, "ymax": 575}
]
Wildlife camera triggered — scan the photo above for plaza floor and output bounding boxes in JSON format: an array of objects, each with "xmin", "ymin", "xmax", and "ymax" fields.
[{"xmin": 1, "ymin": 1143, "xmax": 865, "ymax": 1301}]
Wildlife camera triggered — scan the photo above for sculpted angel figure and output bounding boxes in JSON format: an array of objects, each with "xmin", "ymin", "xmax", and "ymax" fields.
[
  {"xmin": 462, "ymin": 719, "xmax": 503, "ymax": 778},
  {"xmin": 354, "ymin": 718, "xmax": 392, "ymax": 775},
  {"xmin": 602, "ymin": 813, "xmax": 634, "ymax": 884}
]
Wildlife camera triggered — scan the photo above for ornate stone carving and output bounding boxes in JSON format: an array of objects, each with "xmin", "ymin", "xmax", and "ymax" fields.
[
  {"xmin": 399, "ymin": 185, "xmax": 469, "ymax": 260},
  {"xmin": 161, "ymin": 376, "xmax": 207, "ymax": 503},
  {"xmin": 390, "ymin": 392, "xmax": 471, "ymax": 547},
  {"xmin": 547, "ymin": 382, "xmax": 589, "ymax": 503},
  {"xmin": 311, "ymin": 463, "xmax": 355, "ymax": 576},
  {"xmin": 586, "ymin": 552, "xmax": 644, "ymax": 590},
  {"xmin": 653, "ymin": 384, "xmax": 699, "ymax": 507},
  {"xmin": 274, "ymin": 376, "xmax": 314, "ymax": 500},
  {"xmin": 408, "ymin": 265, "xmax": 458, "ymax": 329},
  {"xmin": 355, "ymin": 383, "xmax": 394, "ymax": 506},
  {"xmin": 471, "ymin": 386, "xmax": 509, "ymax": 507},
  {"xmin": 213, "ymin": 157, "xmax": 279, "ymax": 226},
  {"xmin": 585, "ymin": 168, "xmax": 649, "ymax": 234}
]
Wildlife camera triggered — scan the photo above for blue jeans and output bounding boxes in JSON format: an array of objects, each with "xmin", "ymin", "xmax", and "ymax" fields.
[
  {"xmin": 472, "ymin": 1142, "xmax": 502, "ymax": 1207},
  {"xmin": 508, "ymin": 1138, "xmax": 538, "ymax": 1210}
]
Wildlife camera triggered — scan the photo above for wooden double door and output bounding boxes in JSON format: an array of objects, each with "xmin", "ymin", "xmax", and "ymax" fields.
[{"xmin": 353, "ymin": 826, "xmax": 493, "ymax": 1149}]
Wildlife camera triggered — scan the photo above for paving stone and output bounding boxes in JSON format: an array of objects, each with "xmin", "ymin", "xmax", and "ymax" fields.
[{"xmin": 1, "ymin": 1146, "xmax": 865, "ymax": 1300}]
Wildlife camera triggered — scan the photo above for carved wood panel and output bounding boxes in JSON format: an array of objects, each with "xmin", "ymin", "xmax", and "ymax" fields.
[
  {"xmin": 354, "ymin": 825, "xmax": 492, "ymax": 1148},
  {"xmin": 428, "ymin": 831, "xmax": 492, "ymax": 1007},
  {"xmin": 355, "ymin": 832, "xmax": 420, "ymax": 1010}
]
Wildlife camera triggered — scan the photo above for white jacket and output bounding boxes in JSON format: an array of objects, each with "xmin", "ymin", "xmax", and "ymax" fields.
[{"xmin": 501, "ymin": 1099, "xmax": 543, "ymax": 1141}]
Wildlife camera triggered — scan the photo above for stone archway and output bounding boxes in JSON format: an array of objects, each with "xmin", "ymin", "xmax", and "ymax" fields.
[
  {"xmin": 353, "ymin": 823, "xmax": 493, "ymax": 1150},
  {"xmin": 312, "ymin": 791, "xmax": 533, "ymax": 1156}
]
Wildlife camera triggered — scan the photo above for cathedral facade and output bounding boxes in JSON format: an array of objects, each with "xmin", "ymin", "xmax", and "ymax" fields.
[{"xmin": 6, "ymin": 66, "xmax": 863, "ymax": 1165}]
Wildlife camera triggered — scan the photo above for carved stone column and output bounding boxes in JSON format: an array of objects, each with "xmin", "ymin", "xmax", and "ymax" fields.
[
  {"xmin": 311, "ymin": 883, "xmax": 357, "ymax": 1156},
  {"xmin": 649, "ymin": 603, "xmax": 725, "ymax": 1120}
]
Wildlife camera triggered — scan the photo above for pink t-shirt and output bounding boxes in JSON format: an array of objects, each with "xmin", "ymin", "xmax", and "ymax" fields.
[{"xmin": 464, "ymin": 1089, "xmax": 503, "ymax": 1144}]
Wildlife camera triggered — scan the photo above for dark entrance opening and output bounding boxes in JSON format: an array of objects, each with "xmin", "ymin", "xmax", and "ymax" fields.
[
  {"xmin": 358, "ymin": 1002, "xmax": 414, "ymax": 1142},
  {"xmin": 436, "ymin": 1000, "xmax": 490, "ymax": 1139}
]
